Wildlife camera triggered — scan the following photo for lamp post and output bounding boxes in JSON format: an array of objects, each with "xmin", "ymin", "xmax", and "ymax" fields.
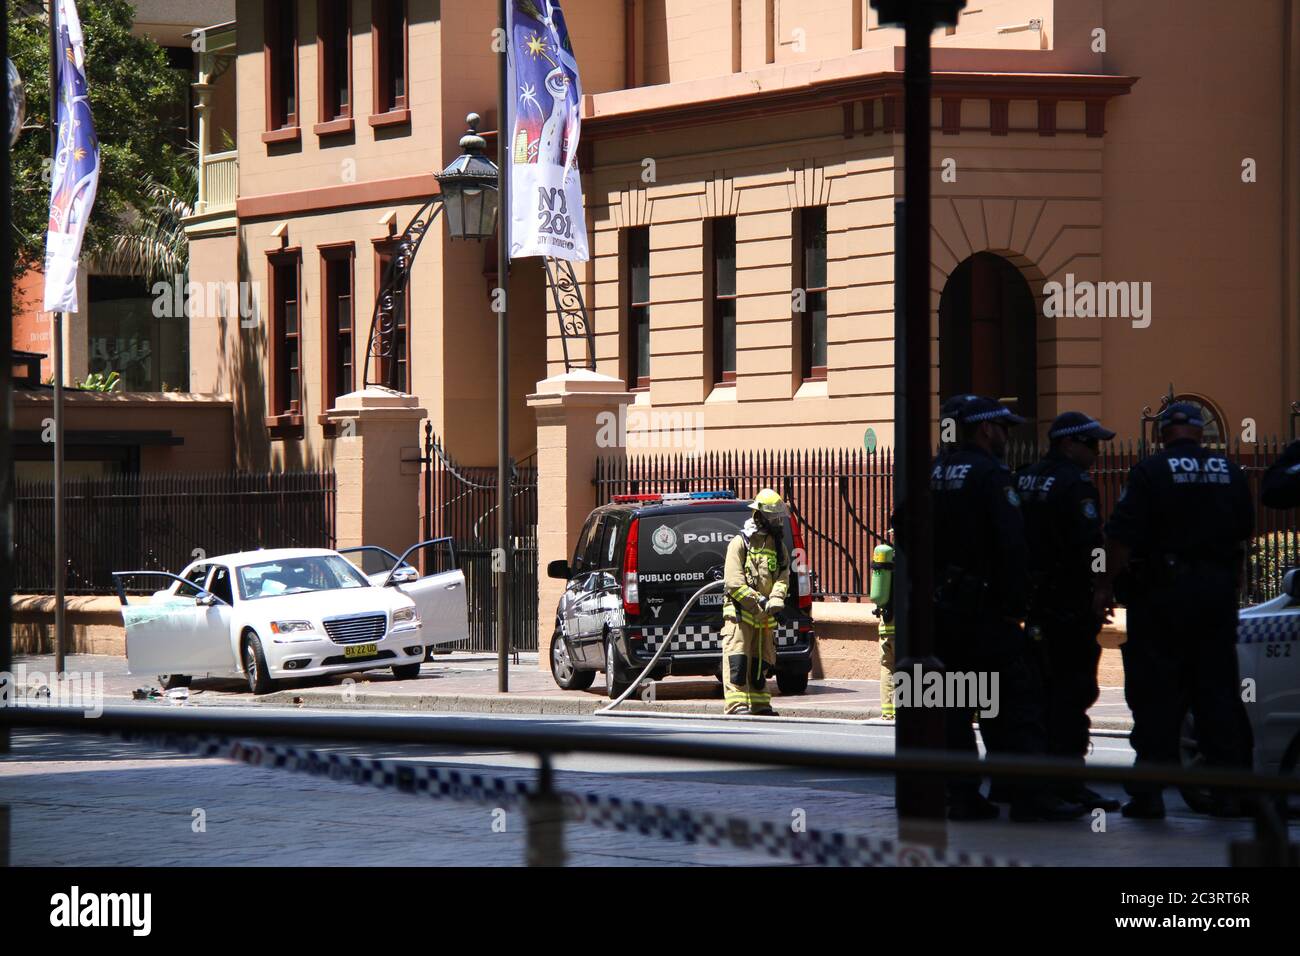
[
  {"xmin": 361, "ymin": 113, "xmax": 510, "ymax": 689},
  {"xmin": 437, "ymin": 107, "xmax": 511, "ymax": 693}
]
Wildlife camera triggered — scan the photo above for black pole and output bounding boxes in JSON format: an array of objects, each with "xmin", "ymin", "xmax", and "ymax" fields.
[
  {"xmin": 47, "ymin": 0, "xmax": 65, "ymax": 675},
  {"xmin": 496, "ymin": 0, "xmax": 511, "ymax": 692},
  {"xmin": 2, "ymin": 0, "xmax": 16, "ymax": 760},
  {"xmin": 875, "ymin": 0, "xmax": 964, "ymax": 840}
]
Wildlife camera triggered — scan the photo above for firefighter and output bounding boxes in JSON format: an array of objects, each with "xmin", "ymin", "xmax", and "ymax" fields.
[
  {"xmin": 1094, "ymin": 402, "xmax": 1255, "ymax": 818},
  {"xmin": 722, "ymin": 488, "xmax": 791, "ymax": 716},
  {"xmin": 932, "ymin": 395, "xmax": 1085, "ymax": 822},
  {"xmin": 1016, "ymin": 411, "xmax": 1121, "ymax": 811}
]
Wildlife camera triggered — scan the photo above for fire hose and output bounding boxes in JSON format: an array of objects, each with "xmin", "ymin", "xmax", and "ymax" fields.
[{"xmin": 596, "ymin": 578, "xmax": 726, "ymax": 713}]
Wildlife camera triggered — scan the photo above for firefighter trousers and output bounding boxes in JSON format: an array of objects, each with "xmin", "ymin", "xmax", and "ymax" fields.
[{"xmin": 722, "ymin": 618, "xmax": 775, "ymax": 713}]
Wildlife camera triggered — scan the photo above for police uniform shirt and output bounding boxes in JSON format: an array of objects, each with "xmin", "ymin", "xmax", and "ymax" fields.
[
  {"xmin": 1104, "ymin": 438, "xmax": 1253, "ymax": 561},
  {"xmin": 1016, "ymin": 450, "xmax": 1103, "ymax": 603},
  {"xmin": 931, "ymin": 443, "xmax": 1030, "ymax": 618}
]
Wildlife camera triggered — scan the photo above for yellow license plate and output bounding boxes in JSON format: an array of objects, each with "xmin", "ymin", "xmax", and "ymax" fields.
[{"xmin": 344, "ymin": 643, "xmax": 377, "ymax": 659}]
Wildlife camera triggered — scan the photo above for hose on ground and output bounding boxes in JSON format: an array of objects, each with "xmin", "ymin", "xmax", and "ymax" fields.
[{"xmin": 596, "ymin": 578, "xmax": 726, "ymax": 713}]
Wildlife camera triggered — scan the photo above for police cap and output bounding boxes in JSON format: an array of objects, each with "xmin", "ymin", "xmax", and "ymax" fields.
[
  {"xmin": 1048, "ymin": 411, "xmax": 1116, "ymax": 441},
  {"xmin": 942, "ymin": 394, "xmax": 1026, "ymax": 427},
  {"xmin": 1158, "ymin": 401, "xmax": 1205, "ymax": 431}
]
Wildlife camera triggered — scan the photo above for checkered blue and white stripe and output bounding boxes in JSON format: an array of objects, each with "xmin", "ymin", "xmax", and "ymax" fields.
[
  {"xmin": 640, "ymin": 623, "xmax": 799, "ymax": 653},
  {"xmin": 120, "ymin": 729, "xmax": 1021, "ymax": 867},
  {"xmin": 1237, "ymin": 613, "xmax": 1300, "ymax": 645}
]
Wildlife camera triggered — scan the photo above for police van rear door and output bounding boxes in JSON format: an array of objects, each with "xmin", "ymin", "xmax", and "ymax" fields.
[{"xmin": 635, "ymin": 508, "xmax": 749, "ymax": 634}]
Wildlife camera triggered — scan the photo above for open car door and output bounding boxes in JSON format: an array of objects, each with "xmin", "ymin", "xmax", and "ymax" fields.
[
  {"xmin": 340, "ymin": 538, "xmax": 468, "ymax": 649},
  {"xmin": 113, "ymin": 570, "xmax": 237, "ymax": 677}
]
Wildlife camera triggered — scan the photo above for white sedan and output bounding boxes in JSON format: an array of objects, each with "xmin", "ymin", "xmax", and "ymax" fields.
[{"xmin": 115, "ymin": 542, "xmax": 468, "ymax": 694}]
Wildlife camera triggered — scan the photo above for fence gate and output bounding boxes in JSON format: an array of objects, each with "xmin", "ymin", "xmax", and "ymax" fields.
[{"xmin": 422, "ymin": 425, "xmax": 538, "ymax": 653}]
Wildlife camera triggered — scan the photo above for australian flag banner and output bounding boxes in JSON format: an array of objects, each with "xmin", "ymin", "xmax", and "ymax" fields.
[
  {"xmin": 44, "ymin": 0, "xmax": 100, "ymax": 313},
  {"xmin": 506, "ymin": 0, "xmax": 588, "ymax": 262}
]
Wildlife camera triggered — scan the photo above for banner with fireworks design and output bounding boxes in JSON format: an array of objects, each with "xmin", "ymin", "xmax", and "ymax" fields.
[
  {"xmin": 43, "ymin": 0, "xmax": 100, "ymax": 313},
  {"xmin": 506, "ymin": 0, "xmax": 588, "ymax": 262}
]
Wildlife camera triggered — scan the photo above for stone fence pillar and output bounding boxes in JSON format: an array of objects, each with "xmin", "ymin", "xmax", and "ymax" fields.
[
  {"xmin": 325, "ymin": 388, "xmax": 428, "ymax": 553},
  {"xmin": 527, "ymin": 370, "xmax": 635, "ymax": 670}
]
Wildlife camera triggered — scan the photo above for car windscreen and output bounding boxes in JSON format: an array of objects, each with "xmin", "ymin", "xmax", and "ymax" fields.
[
  {"xmin": 637, "ymin": 511, "xmax": 751, "ymax": 589},
  {"xmin": 236, "ymin": 555, "xmax": 371, "ymax": 601}
]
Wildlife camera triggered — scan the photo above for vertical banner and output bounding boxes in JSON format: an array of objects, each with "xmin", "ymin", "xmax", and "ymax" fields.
[
  {"xmin": 43, "ymin": 0, "xmax": 99, "ymax": 313},
  {"xmin": 505, "ymin": 0, "xmax": 588, "ymax": 262}
]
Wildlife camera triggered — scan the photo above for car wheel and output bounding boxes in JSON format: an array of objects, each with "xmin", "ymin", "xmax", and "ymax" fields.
[
  {"xmin": 1178, "ymin": 711, "xmax": 1217, "ymax": 815},
  {"xmin": 158, "ymin": 674, "xmax": 192, "ymax": 690},
  {"xmin": 604, "ymin": 633, "xmax": 633, "ymax": 700},
  {"xmin": 776, "ymin": 670, "xmax": 809, "ymax": 696},
  {"xmin": 391, "ymin": 662, "xmax": 422, "ymax": 680},
  {"xmin": 550, "ymin": 627, "xmax": 595, "ymax": 691},
  {"xmin": 242, "ymin": 632, "xmax": 276, "ymax": 695}
]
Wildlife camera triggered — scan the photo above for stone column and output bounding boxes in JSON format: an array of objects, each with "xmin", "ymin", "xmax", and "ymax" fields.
[
  {"xmin": 325, "ymin": 388, "xmax": 428, "ymax": 553},
  {"xmin": 527, "ymin": 370, "xmax": 636, "ymax": 669}
]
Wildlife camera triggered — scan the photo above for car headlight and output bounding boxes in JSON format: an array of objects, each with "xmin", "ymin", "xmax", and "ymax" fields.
[
  {"xmin": 270, "ymin": 620, "xmax": 315, "ymax": 634},
  {"xmin": 392, "ymin": 607, "xmax": 418, "ymax": 625}
]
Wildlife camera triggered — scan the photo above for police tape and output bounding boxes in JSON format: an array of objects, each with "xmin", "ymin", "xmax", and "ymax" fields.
[{"xmin": 122, "ymin": 728, "xmax": 1023, "ymax": 867}]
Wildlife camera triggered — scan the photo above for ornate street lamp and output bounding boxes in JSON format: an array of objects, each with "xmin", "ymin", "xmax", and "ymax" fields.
[{"xmin": 435, "ymin": 114, "xmax": 499, "ymax": 242}]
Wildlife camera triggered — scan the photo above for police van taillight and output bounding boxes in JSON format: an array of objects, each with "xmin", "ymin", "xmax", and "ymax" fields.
[
  {"xmin": 790, "ymin": 519, "xmax": 813, "ymax": 610},
  {"xmin": 622, "ymin": 518, "xmax": 640, "ymax": 615}
]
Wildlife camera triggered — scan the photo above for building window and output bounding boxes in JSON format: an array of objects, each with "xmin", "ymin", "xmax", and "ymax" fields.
[
  {"xmin": 794, "ymin": 206, "xmax": 828, "ymax": 381},
  {"xmin": 624, "ymin": 226, "xmax": 650, "ymax": 389},
  {"xmin": 375, "ymin": 243, "xmax": 410, "ymax": 392},
  {"xmin": 268, "ymin": 249, "xmax": 303, "ymax": 419},
  {"xmin": 372, "ymin": 0, "xmax": 408, "ymax": 122},
  {"xmin": 708, "ymin": 217, "xmax": 737, "ymax": 386},
  {"xmin": 320, "ymin": 244, "xmax": 355, "ymax": 410},
  {"xmin": 264, "ymin": 0, "xmax": 299, "ymax": 135},
  {"xmin": 317, "ymin": 0, "xmax": 352, "ymax": 130}
]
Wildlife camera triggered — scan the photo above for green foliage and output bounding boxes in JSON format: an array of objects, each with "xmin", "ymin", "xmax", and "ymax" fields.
[
  {"xmin": 1248, "ymin": 531, "xmax": 1300, "ymax": 604},
  {"xmin": 9, "ymin": 0, "xmax": 189, "ymax": 279},
  {"xmin": 76, "ymin": 370, "xmax": 121, "ymax": 392}
]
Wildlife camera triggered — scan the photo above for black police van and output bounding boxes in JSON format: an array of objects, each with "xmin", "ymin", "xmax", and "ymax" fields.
[{"xmin": 545, "ymin": 491, "xmax": 817, "ymax": 699}]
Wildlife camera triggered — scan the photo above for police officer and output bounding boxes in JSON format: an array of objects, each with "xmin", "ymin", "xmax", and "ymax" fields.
[
  {"xmin": 1094, "ymin": 403, "xmax": 1255, "ymax": 818},
  {"xmin": 721, "ymin": 488, "xmax": 791, "ymax": 716},
  {"xmin": 932, "ymin": 395, "xmax": 1085, "ymax": 822},
  {"xmin": 1260, "ymin": 439, "xmax": 1300, "ymax": 508},
  {"xmin": 1016, "ymin": 412, "xmax": 1121, "ymax": 812}
]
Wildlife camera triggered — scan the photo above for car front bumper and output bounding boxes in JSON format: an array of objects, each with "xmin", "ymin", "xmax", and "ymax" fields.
[{"xmin": 265, "ymin": 623, "xmax": 425, "ymax": 679}]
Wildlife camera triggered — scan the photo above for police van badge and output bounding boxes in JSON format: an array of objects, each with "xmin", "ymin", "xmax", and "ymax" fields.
[{"xmin": 652, "ymin": 524, "xmax": 677, "ymax": 556}]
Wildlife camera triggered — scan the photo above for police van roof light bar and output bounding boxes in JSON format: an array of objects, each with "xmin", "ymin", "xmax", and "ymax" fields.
[{"xmin": 610, "ymin": 491, "xmax": 737, "ymax": 504}]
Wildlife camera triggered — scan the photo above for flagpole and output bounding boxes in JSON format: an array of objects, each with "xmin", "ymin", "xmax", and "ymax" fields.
[
  {"xmin": 48, "ymin": 0, "xmax": 66, "ymax": 675},
  {"xmin": 495, "ymin": 0, "xmax": 511, "ymax": 693}
]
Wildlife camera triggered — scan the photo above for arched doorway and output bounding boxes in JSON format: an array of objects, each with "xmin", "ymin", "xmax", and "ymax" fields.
[{"xmin": 939, "ymin": 252, "xmax": 1038, "ymax": 438}]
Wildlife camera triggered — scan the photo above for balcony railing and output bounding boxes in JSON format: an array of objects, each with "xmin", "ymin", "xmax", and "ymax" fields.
[{"xmin": 199, "ymin": 150, "xmax": 238, "ymax": 215}]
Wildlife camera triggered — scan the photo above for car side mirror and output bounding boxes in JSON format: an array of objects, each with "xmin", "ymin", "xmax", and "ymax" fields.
[
  {"xmin": 1284, "ymin": 568, "xmax": 1300, "ymax": 600},
  {"xmin": 195, "ymin": 591, "xmax": 217, "ymax": 607},
  {"xmin": 389, "ymin": 566, "xmax": 419, "ymax": 585},
  {"xmin": 547, "ymin": 559, "xmax": 571, "ymax": 580}
]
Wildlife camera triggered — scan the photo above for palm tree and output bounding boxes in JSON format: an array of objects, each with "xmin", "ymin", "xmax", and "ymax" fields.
[{"xmin": 104, "ymin": 160, "xmax": 197, "ymax": 283}]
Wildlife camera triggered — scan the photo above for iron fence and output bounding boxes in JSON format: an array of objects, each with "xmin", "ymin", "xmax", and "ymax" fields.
[
  {"xmin": 595, "ymin": 438, "xmax": 1300, "ymax": 605},
  {"xmin": 423, "ymin": 429, "xmax": 538, "ymax": 653},
  {"xmin": 14, "ymin": 471, "xmax": 336, "ymax": 595}
]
